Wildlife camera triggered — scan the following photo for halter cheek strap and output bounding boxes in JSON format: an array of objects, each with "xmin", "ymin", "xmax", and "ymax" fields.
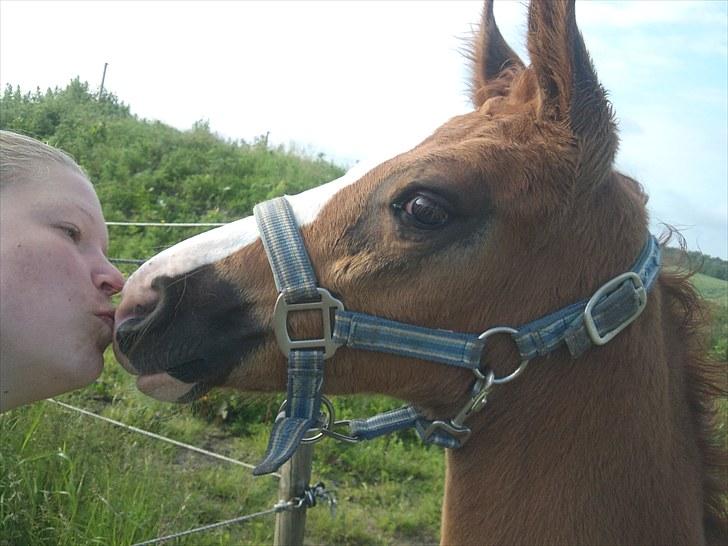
[
  {"xmin": 253, "ymin": 196, "xmax": 661, "ymax": 475},
  {"xmin": 252, "ymin": 198, "xmax": 327, "ymax": 475}
]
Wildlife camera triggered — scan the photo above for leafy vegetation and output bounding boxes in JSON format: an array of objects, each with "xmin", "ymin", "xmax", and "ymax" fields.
[
  {"xmin": 663, "ymin": 247, "xmax": 728, "ymax": 281},
  {"xmin": 1, "ymin": 80, "xmax": 725, "ymax": 545},
  {"xmin": 1, "ymin": 79, "xmax": 345, "ymax": 263}
]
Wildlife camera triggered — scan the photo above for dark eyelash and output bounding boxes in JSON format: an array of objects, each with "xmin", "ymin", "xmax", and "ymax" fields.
[{"xmin": 58, "ymin": 224, "xmax": 81, "ymax": 242}]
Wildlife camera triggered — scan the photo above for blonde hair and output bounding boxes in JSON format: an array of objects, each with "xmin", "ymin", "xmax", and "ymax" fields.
[{"xmin": 0, "ymin": 130, "xmax": 86, "ymax": 189}]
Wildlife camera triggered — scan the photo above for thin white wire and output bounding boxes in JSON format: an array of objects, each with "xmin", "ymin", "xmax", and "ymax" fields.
[
  {"xmin": 106, "ymin": 221, "xmax": 226, "ymax": 227},
  {"xmin": 130, "ymin": 501, "xmax": 296, "ymax": 546},
  {"xmin": 105, "ymin": 219, "xmax": 227, "ymax": 262},
  {"xmin": 48, "ymin": 399, "xmax": 280, "ymax": 478}
]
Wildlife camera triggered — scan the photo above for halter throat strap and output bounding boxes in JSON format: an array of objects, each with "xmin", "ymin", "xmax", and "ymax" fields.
[{"xmin": 253, "ymin": 196, "xmax": 661, "ymax": 474}]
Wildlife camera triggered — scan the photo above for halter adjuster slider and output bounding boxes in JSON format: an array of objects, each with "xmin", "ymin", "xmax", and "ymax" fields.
[
  {"xmin": 273, "ymin": 287, "xmax": 344, "ymax": 359},
  {"xmin": 583, "ymin": 272, "xmax": 647, "ymax": 346}
]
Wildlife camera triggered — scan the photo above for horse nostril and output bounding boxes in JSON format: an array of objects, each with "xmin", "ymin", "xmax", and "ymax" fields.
[
  {"xmin": 115, "ymin": 290, "xmax": 160, "ymax": 327},
  {"xmin": 135, "ymin": 302, "xmax": 155, "ymax": 316},
  {"xmin": 115, "ymin": 316, "xmax": 146, "ymax": 355}
]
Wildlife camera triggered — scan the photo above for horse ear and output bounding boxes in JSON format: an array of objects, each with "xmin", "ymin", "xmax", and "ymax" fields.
[
  {"xmin": 469, "ymin": 0, "xmax": 525, "ymax": 107},
  {"xmin": 527, "ymin": 0, "xmax": 618, "ymax": 178}
]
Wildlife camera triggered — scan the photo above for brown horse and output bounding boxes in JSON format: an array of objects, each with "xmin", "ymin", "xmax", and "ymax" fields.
[{"xmin": 113, "ymin": 1, "xmax": 727, "ymax": 544}]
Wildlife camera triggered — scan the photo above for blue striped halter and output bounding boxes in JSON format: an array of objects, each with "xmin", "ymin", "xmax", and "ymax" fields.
[{"xmin": 251, "ymin": 196, "xmax": 661, "ymax": 475}]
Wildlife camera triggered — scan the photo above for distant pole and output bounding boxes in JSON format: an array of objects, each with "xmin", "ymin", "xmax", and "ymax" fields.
[
  {"xmin": 274, "ymin": 444, "xmax": 314, "ymax": 546},
  {"xmin": 98, "ymin": 62, "xmax": 109, "ymax": 99}
]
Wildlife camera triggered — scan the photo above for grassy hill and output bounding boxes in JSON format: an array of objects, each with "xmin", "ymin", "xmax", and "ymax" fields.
[
  {"xmin": 1, "ymin": 80, "xmax": 345, "ymax": 264},
  {"xmin": 694, "ymin": 272, "xmax": 728, "ymax": 305},
  {"xmin": 692, "ymin": 273, "xmax": 727, "ymax": 362}
]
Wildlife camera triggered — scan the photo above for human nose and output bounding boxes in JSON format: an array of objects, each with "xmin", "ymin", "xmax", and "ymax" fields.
[{"xmin": 94, "ymin": 258, "xmax": 125, "ymax": 297}]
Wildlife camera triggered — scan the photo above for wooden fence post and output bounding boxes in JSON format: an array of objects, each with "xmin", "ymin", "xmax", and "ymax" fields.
[{"xmin": 273, "ymin": 443, "xmax": 314, "ymax": 546}]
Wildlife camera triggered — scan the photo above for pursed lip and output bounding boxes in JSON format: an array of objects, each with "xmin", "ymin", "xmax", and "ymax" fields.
[{"xmin": 95, "ymin": 309, "xmax": 116, "ymax": 331}]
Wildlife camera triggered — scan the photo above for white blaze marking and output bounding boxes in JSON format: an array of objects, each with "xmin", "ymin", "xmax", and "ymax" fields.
[{"xmin": 124, "ymin": 158, "xmax": 382, "ymax": 290}]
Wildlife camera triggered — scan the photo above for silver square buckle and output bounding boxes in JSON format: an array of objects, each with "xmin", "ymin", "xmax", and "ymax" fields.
[
  {"xmin": 273, "ymin": 287, "xmax": 344, "ymax": 359},
  {"xmin": 583, "ymin": 272, "xmax": 647, "ymax": 346}
]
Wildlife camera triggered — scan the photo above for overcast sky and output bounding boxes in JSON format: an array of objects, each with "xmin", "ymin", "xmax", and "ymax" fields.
[{"xmin": 1, "ymin": 1, "xmax": 726, "ymax": 259}]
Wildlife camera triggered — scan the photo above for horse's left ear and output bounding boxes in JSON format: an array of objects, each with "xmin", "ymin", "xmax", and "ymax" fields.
[
  {"xmin": 469, "ymin": 0, "xmax": 525, "ymax": 107},
  {"xmin": 527, "ymin": 0, "xmax": 618, "ymax": 181}
]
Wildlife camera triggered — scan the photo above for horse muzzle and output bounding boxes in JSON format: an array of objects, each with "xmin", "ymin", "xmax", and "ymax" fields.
[{"xmin": 113, "ymin": 263, "xmax": 268, "ymax": 402}]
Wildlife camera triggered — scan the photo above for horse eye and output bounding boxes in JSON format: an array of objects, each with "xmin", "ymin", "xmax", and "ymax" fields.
[{"xmin": 397, "ymin": 193, "xmax": 450, "ymax": 229}]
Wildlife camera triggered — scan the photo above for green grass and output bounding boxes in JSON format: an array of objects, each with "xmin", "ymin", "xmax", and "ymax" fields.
[
  {"xmin": 0, "ymin": 357, "xmax": 443, "ymax": 545},
  {"xmin": 0, "ymin": 368, "xmax": 281, "ymax": 545},
  {"xmin": 693, "ymin": 273, "xmax": 728, "ymax": 306},
  {"xmin": 690, "ymin": 273, "xmax": 727, "ymax": 362}
]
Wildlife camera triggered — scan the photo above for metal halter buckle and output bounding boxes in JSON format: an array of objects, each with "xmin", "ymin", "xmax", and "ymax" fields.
[
  {"xmin": 583, "ymin": 272, "xmax": 647, "ymax": 346},
  {"xmin": 273, "ymin": 287, "xmax": 344, "ymax": 359}
]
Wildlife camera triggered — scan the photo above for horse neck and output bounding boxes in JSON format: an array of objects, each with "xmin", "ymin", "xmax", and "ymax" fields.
[
  {"xmin": 437, "ymin": 174, "xmax": 714, "ymax": 544},
  {"xmin": 439, "ymin": 277, "xmax": 709, "ymax": 546}
]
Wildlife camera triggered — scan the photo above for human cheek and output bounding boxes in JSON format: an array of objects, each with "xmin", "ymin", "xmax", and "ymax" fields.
[
  {"xmin": 2, "ymin": 246, "xmax": 94, "ymax": 368},
  {"xmin": 3, "ymin": 244, "xmax": 60, "ymax": 308},
  {"xmin": 18, "ymin": 246, "xmax": 88, "ymax": 331}
]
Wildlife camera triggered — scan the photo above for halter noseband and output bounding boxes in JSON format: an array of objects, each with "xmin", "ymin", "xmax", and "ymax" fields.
[{"xmin": 251, "ymin": 196, "xmax": 661, "ymax": 475}]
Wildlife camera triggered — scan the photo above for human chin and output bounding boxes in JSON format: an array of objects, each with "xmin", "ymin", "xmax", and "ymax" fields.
[
  {"xmin": 69, "ymin": 350, "xmax": 105, "ymax": 388},
  {"xmin": 68, "ymin": 326, "xmax": 108, "ymax": 386},
  {"xmin": 93, "ymin": 319, "xmax": 115, "ymax": 352}
]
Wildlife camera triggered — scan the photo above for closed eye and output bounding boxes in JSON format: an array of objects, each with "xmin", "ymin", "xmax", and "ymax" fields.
[{"xmin": 56, "ymin": 223, "xmax": 81, "ymax": 243}]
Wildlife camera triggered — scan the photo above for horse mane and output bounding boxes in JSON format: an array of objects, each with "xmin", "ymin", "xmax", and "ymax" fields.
[{"xmin": 658, "ymin": 227, "xmax": 728, "ymax": 544}]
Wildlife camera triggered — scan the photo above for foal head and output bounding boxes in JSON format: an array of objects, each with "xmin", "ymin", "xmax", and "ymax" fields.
[{"xmin": 114, "ymin": 0, "xmax": 646, "ymax": 411}]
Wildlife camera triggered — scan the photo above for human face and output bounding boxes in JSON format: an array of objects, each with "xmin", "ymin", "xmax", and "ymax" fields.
[{"xmin": 0, "ymin": 163, "xmax": 124, "ymax": 411}]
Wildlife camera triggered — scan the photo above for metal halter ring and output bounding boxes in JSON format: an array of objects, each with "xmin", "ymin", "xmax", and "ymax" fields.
[
  {"xmin": 477, "ymin": 326, "xmax": 531, "ymax": 385},
  {"xmin": 300, "ymin": 396, "xmax": 335, "ymax": 444},
  {"xmin": 278, "ymin": 396, "xmax": 360, "ymax": 445}
]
